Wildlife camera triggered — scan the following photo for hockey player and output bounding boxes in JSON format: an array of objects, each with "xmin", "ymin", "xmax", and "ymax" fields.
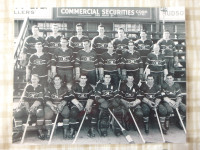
[
  {"xmin": 20, "ymin": 25, "xmax": 46, "ymax": 67},
  {"xmin": 51, "ymin": 37, "xmax": 74, "ymax": 84},
  {"xmin": 145, "ymin": 44, "xmax": 168, "ymax": 85},
  {"xmin": 140, "ymin": 74, "xmax": 169, "ymax": 134},
  {"xmin": 161, "ymin": 73, "xmax": 186, "ymax": 131},
  {"xmin": 44, "ymin": 75, "xmax": 72, "ymax": 139},
  {"xmin": 157, "ymin": 30, "xmax": 179, "ymax": 74},
  {"xmin": 26, "ymin": 42, "xmax": 51, "ymax": 88},
  {"xmin": 68, "ymin": 74, "xmax": 97, "ymax": 138},
  {"xmin": 99, "ymin": 42, "xmax": 120, "ymax": 88},
  {"xmin": 13, "ymin": 74, "xmax": 45, "ymax": 141},
  {"xmin": 95, "ymin": 73, "xmax": 124, "ymax": 137},
  {"xmin": 75, "ymin": 39, "xmax": 98, "ymax": 87},
  {"xmin": 134, "ymin": 30, "xmax": 153, "ymax": 68},
  {"xmin": 112, "ymin": 27, "xmax": 129, "ymax": 57},
  {"xmin": 45, "ymin": 24, "xmax": 62, "ymax": 58},
  {"xmin": 119, "ymin": 72, "xmax": 143, "ymax": 130},
  {"xmin": 69, "ymin": 23, "xmax": 89, "ymax": 57},
  {"xmin": 120, "ymin": 40, "xmax": 143, "ymax": 84}
]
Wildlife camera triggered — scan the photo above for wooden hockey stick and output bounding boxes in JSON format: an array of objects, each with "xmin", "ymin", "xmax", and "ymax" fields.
[
  {"xmin": 72, "ymin": 111, "xmax": 87, "ymax": 144},
  {"xmin": 108, "ymin": 108, "xmax": 134, "ymax": 144},
  {"xmin": 176, "ymin": 108, "xmax": 186, "ymax": 134},
  {"xmin": 20, "ymin": 114, "xmax": 30, "ymax": 144},
  {"xmin": 48, "ymin": 112, "xmax": 59, "ymax": 145},
  {"xmin": 129, "ymin": 109, "xmax": 145, "ymax": 143}
]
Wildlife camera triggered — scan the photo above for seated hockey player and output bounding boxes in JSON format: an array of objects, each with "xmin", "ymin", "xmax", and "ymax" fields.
[
  {"xmin": 13, "ymin": 74, "xmax": 45, "ymax": 141},
  {"xmin": 140, "ymin": 74, "xmax": 169, "ymax": 134},
  {"xmin": 95, "ymin": 73, "xmax": 124, "ymax": 137},
  {"xmin": 119, "ymin": 72, "xmax": 143, "ymax": 130},
  {"xmin": 68, "ymin": 74, "xmax": 97, "ymax": 138},
  {"xmin": 161, "ymin": 73, "xmax": 186, "ymax": 131},
  {"xmin": 44, "ymin": 75, "xmax": 72, "ymax": 139},
  {"xmin": 99, "ymin": 42, "xmax": 121, "ymax": 88}
]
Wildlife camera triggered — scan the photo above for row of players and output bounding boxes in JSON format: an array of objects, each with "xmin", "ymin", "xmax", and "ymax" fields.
[
  {"xmin": 19, "ymin": 24, "xmax": 184, "ymax": 88},
  {"xmin": 13, "ymin": 72, "xmax": 186, "ymax": 142}
]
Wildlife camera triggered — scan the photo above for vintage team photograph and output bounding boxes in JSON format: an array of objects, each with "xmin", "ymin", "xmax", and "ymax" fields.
[{"xmin": 13, "ymin": 7, "xmax": 186, "ymax": 144}]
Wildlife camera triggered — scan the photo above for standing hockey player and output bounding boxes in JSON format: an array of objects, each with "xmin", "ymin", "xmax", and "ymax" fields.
[
  {"xmin": 157, "ymin": 30, "xmax": 178, "ymax": 74},
  {"xmin": 69, "ymin": 23, "xmax": 89, "ymax": 57},
  {"xmin": 51, "ymin": 37, "xmax": 74, "ymax": 84},
  {"xmin": 75, "ymin": 39, "xmax": 98, "ymax": 87},
  {"xmin": 112, "ymin": 27, "xmax": 129, "ymax": 57},
  {"xmin": 13, "ymin": 74, "xmax": 45, "ymax": 141},
  {"xmin": 95, "ymin": 73, "xmax": 124, "ymax": 137},
  {"xmin": 140, "ymin": 74, "xmax": 168, "ymax": 134},
  {"xmin": 44, "ymin": 75, "xmax": 72, "ymax": 139},
  {"xmin": 120, "ymin": 40, "xmax": 143, "ymax": 84},
  {"xmin": 161, "ymin": 73, "xmax": 186, "ymax": 131},
  {"xmin": 145, "ymin": 44, "xmax": 168, "ymax": 85},
  {"xmin": 26, "ymin": 42, "xmax": 51, "ymax": 88},
  {"xmin": 45, "ymin": 24, "xmax": 62, "ymax": 58},
  {"xmin": 20, "ymin": 25, "xmax": 46, "ymax": 67},
  {"xmin": 119, "ymin": 72, "xmax": 143, "ymax": 130},
  {"xmin": 68, "ymin": 74, "xmax": 97, "ymax": 138},
  {"xmin": 134, "ymin": 30, "xmax": 153, "ymax": 68},
  {"xmin": 99, "ymin": 42, "xmax": 120, "ymax": 88}
]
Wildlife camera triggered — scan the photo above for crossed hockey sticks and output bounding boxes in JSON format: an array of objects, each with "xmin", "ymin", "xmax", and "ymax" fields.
[
  {"xmin": 108, "ymin": 108, "xmax": 134, "ymax": 144},
  {"xmin": 48, "ymin": 112, "xmax": 59, "ymax": 145},
  {"xmin": 72, "ymin": 111, "xmax": 87, "ymax": 144},
  {"xmin": 20, "ymin": 114, "xmax": 31, "ymax": 144},
  {"xmin": 176, "ymin": 108, "xmax": 187, "ymax": 134}
]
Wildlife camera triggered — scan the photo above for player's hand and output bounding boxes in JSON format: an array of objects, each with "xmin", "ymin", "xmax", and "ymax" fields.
[
  {"xmin": 168, "ymin": 100, "xmax": 176, "ymax": 108},
  {"xmin": 153, "ymin": 98, "xmax": 161, "ymax": 108},
  {"xmin": 57, "ymin": 101, "xmax": 66, "ymax": 112},
  {"xmin": 85, "ymin": 105, "xmax": 92, "ymax": 114},
  {"xmin": 173, "ymin": 101, "xmax": 180, "ymax": 109},
  {"xmin": 76, "ymin": 102, "xmax": 83, "ymax": 111},
  {"xmin": 29, "ymin": 105, "xmax": 37, "ymax": 115},
  {"xmin": 50, "ymin": 104, "xmax": 58, "ymax": 114},
  {"xmin": 147, "ymin": 100, "xmax": 155, "ymax": 108}
]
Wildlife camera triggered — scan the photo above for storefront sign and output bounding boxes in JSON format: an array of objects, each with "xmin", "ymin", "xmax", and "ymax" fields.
[{"xmin": 159, "ymin": 7, "xmax": 185, "ymax": 21}]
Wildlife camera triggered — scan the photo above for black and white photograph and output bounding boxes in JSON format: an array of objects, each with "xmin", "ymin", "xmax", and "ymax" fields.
[{"xmin": 13, "ymin": 7, "xmax": 186, "ymax": 145}]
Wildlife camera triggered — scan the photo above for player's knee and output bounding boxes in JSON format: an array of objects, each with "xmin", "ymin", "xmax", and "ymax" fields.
[
  {"xmin": 13, "ymin": 109, "xmax": 24, "ymax": 119},
  {"xmin": 158, "ymin": 105, "xmax": 167, "ymax": 116},
  {"xmin": 135, "ymin": 108, "xmax": 143, "ymax": 118},
  {"xmin": 44, "ymin": 106, "xmax": 54, "ymax": 120},
  {"xmin": 36, "ymin": 108, "xmax": 44, "ymax": 118},
  {"xmin": 70, "ymin": 108, "xmax": 79, "ymax": 118},
  {"xmin": 61, "ymin": 106, "xmax": 70, "ymax": 118}
]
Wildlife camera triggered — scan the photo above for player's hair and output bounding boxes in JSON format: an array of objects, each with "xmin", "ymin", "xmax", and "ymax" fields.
[
  {"xmin": 118, "ymin": 27, "xmax": 125, "ymax": 32},
  {"xmin": 153, "ymin": 44, "xmax": 160, "ymax": 49},
  {"xmin": 104, "ymin": 72, "xmax": 111, "ymax": 77},
  {"xmin": 32, "ymin": 25, "xmax": 39, "ymax": 30},
  {"xmin": 31, "ymin": 74, "xmax": 39, "ymax": 80},
  {"xmin": 53, "ymin": 74, "xmax": 62, "ymax": 80},
  {"xmin": 164, "ymin": 30, "xmax": 170, "ymax": 33},
  {"xmin": 166, "ymin": 73, "xmax": 174, "ymax": 78},
  {"xmin": 147, "ymin": 74, "xmax": 154, "ymax": 79},
  {"xmin": 60, "ymin": 37, "xmax": 68, "ymax": 42},
  {"xmin": 76, "ymin": 23, "xmax": 83, "ymax": 28},
  {"xmin": 80, "ymin": 73, "xmax": 88, "ymax": 79},
  {"xmin": 82, "ymin": 39, "xmax": 90, "ymax": 43},
  {"xmin": 35, "ymin": 42, "xmax": 43, "ymax": 46},
  {"xmin": 126, "ymin": 72, "xmax": 134, "ymax": 78},
  {"xmin": 128, "ymin": 40, "xmax": 134, "ymax": 45},
  {"xmin": 98, "ymin": 24, "xmax": 105, "ymax": 29}
]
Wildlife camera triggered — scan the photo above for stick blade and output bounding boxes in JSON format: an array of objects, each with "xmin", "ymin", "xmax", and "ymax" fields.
[{"xmin": 121, "ymin": 130, "xmax": 134, "ymax": 144}]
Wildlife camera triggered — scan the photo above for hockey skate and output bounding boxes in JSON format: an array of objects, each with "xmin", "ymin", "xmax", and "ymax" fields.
[
  {"xmin": 38, "ymin": 129, "xmax": 45, "ymax": 140},
  {"xmin": 144, "ymin": 123, "xmax": 149, "ymax": 134},
  {"xmin": 165, "ymin": 117, "xmax": 170, "ymax": 130},
  {"xmin": 63, "ymin": 128, "xmax": 68, "ymax": 139},
  {"xmin": 87, "ymin": 127, "xmax": 95, "ymax": 137},
  {"xmin": 98, "ymin": 119, "xmax": 109, "ymax": 137},
  {"xmin": 68, "ymin": 128, "xmax": 75, "ymax": 139},
  {"xmin": 161, "ymin": 122, "xmax": 167, "ymax": 134}
]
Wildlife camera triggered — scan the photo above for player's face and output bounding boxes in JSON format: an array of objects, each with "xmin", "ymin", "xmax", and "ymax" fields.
[
  {"xmin": 163, "ymin": 32, "xmax": 170, "ymax": 39},
  {"xmin": 140, "ymin": 32, "xmax": 146, "ymax": 39},
  {"xmin": 79, "ymin": 76, "xmax": 87, "ymax": 84},
  {"xmin": 127, "ymin": 76, "xmax": 134, "ymax": 83},
  {"xmin": 98, "ymin": 27, "xmax": 105, "ymax": 35},
  {"xmin": 83, "ymin": 41, "xmax": 90, "ymax": 50},
  {"xmin": 104, "ymin": 75, "xmax": 111, "ymax": 83},
  {"xmin": 76, "ymin": 26, "xmax": 83, "ymax": 34},
  {"xmin": 107, "ymin": 43, "xmax": 114, "ymax": 52},
  {"xmin": 128, "ymin": 43, "xmax": 134, "ymax": 50},
  {"xmin": 32, "ymin": 27, "xmax": 39, "ymax": 36},
  {"xmin": 60, "ymin": 39, "xmax": 68, "ymax": 47},
  {"xmin": 31, "ymin": 76, "xmax": 39, "ymax": 85},
  {"xmin": 35, "ymin": 44, "xmax": 43, "ymax": 53},
  {"xmin": 147, "ymin": 77, "xmax": 154, "ymax": 85},
  {"xmin": 118, "ymin": 29, "xmax": 124, "ymax": 37},
  {"xmin": 166, "ymin": 76, "xmax": 174, "ymax": 84},
  {"xmin": 154, "ymin": 45, "xmax": 160, "ymax": 53},
  {"xmin": 54, "ymin": 77, "xmax": 62, "ymax": 86},
  {"xmin": 52, "ymin": 25, "xmax": 59, "ymax": 33}
]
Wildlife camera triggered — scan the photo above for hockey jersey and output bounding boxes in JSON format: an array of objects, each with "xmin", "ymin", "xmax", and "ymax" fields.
[
  {"xmin": 134, "ymin": 39, "xmax": 153, "ymax": 57},
  {"xmin": 157, "ymin": 39, "xmax": 177, "ymax": 57},
  {"xmin": 112, "ymin": 38, "xmax": 129, "ymax": 56},
  {"xmin": 45, "ymin": 35, "xmax": 62, "ymax": 56}
]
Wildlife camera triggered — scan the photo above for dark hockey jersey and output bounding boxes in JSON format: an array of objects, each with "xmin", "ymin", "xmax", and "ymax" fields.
[
  {"xmin": 95, "ymin": 82, "xmax": 118, "ymax": 101},
  {"xmin": 91, "ymin": 35, "xmax": 111, "ymax": 55},
  {"xmin": 45, "ymin": 35, "xmax": 62, "ymax": 56},
  {"xmin": 119, "ymin": 82, "xmax": 140, "ymax": 101},
  {"xmin": 120, "ymin": 51, "xmax": 143, "ymax": 71},
  {"xmin": 157, "ymin": 39, "xmax": 177, "ymax": 57},
  {"xmin": 134, "ymin": 39, "xmax": 153, "ymax": 57},
  {"xmin": 161, "ymin": 82, "xmax": 182, "ymax": 100},
  {"xmin": 140, "ymin": 83, "xmax": 161, "ymax": 101},
  {"xmin": 99, "ymin": 52, "xmax": 120, "ymax": 72},
  {"xmin": 69, "ymin": 35, "xmax": 89, "ymax": 55},
  {"xmin": 75, "ymin": 49, "xmax": 98, "ymax": 72},
  {"xmin": 112, "ymin": 38, "xmax": 129, "ymax": 56},
  {"xmin": 51, "ymin": 48, "xmax": 75, "ymax": 70},
  {"xmin": 72, "ymin": 83, "xmax": 94, "ymax": 101},
  {"xmin": 22, "ymin": 84, "xmax": 44, "ymax": 104},
  {"xmin": 28, "ymin": 53, "xmax": 51, "ymax": 77},
  {"xmin": 146, "ymin": 52, "xmax": 167, "ymax": 72}
]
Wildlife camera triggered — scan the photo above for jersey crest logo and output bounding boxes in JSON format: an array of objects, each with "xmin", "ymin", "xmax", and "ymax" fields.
[
  {"xmin": 49, "ymin": 42, "xmax": 60, "ymax": 48},
  {"xmin": 28, "ymin": 92, "xmax": 39, "ymax": 98},
  {"xmin": 78, "ymin": 93, "xmax": 87, "ymax": 98},
  {"xmin": 81, "ymin": 56, "xmax": 94, "ymax": 62},
  {"xmin": 74, "ymin": 42, "xmax": 83, "ymax": 48},
  {"xmin": 127, "ymin": 59, "xmax": 135, "ymax": 64},
  {"xmin": 51, "ymin": 94, "xmax": 60, "ymax": 99},
  {"xmin": 117, "ymin": 44, "xmax": 127, "ymax": 49},
  {"xmin": 107, "ymin": 59, "xmax": 116, "ymax": 64},
  {"xmin": 58, "ymin": 56, "xmax": 70, "ymax": 62},
  {"xmin": 34, "ymin": 59, "xmax": 43, "ymax": 65},
  {"xmin": 96, "ymin": 43, "xmax": 108, "ymax": 48},
  {"xmin": 29, "ymin": 43, "xmax": 36, "ymax": 49},
  {"xmin": 152, "ymin": 60, "xmax": 162, "ymax": 65}
]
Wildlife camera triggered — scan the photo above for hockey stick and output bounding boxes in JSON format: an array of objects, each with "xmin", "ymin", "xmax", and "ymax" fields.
[
  {"xmin": 176, "ymin": 108, "xmax": 186, "ymax": 134},
  {"xmin": 129, "ymin": 109, "xmax": 145, "ymax": 143},
  {"xmin": 154, "ymin": 108, "xmax": 166, "ymax": 143},
  {"xmin": 72, "ymin": 111, "xmax": 87, "ymax": 144},
  {"xmin": 20, "ymin": 114, "xmax": 30, "ymax": 144},
  {"xmin": 108, "ymin": 108, "xmax": 134, "ymax": 144},
  {"xmin": 48, "ymin": 112, "xmax": 59, "ymax": 145}
]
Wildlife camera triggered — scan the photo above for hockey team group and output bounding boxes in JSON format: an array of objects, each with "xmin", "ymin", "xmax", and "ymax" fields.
[{"xmin": 13, "ymin": 23, "xmax": 186, "ymax": 144}]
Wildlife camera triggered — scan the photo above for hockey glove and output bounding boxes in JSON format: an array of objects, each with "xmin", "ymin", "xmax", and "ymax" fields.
[
  {"xmin": 57, "ymin": 100, "xmax": 66, "ymax": 112},
  {"xmin": 72, "ymin": 99, "xmax": 83, "ymax": 111},
  {"xmin": 85, "ymin": 99, "xmax": 94, "ymax": 114}
]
